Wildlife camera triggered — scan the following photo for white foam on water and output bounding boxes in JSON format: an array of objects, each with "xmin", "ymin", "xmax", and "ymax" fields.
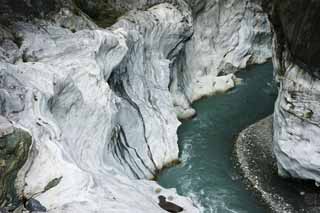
[
  {"xmin": 180, "ymin": 142, "xmax": 193, "ymax": 163},
  {"xmin": 186, "ymin": 191, "xmax": 205, "ymax": 213}
]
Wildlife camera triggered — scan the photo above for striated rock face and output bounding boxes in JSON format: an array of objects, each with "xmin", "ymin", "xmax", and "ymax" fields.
[
  {"xmin": 0, "ymin": 2, "xmax": 198, "ymax": 212},
  {"xmin": 171, "ymin": 0, "xmax": 272, "ymax": 118},
  {"xmin": 66, "ymin": 0, "xmax": 273, "ymax": 119},
  {"xmin": 0, "ymin": 0, "xmax": 272, "ymax": 212},
  {"xmin": 263, "ymin": 0, "xmax": 320, "ymax": 182}
]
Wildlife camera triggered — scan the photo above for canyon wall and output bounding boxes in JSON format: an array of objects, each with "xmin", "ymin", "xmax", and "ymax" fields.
[
  {"xmin": 69, "ymin": 0, "xmax": 272, "ymax": 119},
  {"xmin": 0, "ymin": 0, "xmax": 271, "ymax": 212},
  {"xmin": 1, "ymin": 2, "xmax": 197, "ymax": 212},
  {"xmin": 264, "ymin": 0, "xmax": 320, "ymax": 182},
  {"xmin": 171, "ymin": 0, "xmax": 271, "ymax": 118}
]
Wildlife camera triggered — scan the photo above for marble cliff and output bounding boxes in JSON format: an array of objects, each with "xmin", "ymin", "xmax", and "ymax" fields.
[
  {"xmin": 0, "ymin": 0, "xmax": 271, "ymax": 212},
  {"xmin": 262, "ymin": 0, "xmax": 320, "ymax": 184}
]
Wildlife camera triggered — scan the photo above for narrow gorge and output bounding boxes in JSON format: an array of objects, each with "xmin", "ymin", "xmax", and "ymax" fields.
[{"xmin": 0, "ymin": 0, "xmax": 319, "ymax": 212}]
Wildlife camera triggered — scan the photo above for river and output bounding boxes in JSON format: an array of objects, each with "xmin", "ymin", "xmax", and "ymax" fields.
[{"xmin": 158, "ymin": 63, "xmax": 277, "ymax": 212}]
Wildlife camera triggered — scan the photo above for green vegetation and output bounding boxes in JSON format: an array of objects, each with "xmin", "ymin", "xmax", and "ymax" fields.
[
  {"xmin": 0, "ymin": 129, "xmax": 32, "ymax": 208},
  {"xmin": 43, "ymin": 176, "xmax": 63, "ymax": 192},
  {"xmin": 304, "ymin": 109, "xmax": 313, "ymax": 119}
]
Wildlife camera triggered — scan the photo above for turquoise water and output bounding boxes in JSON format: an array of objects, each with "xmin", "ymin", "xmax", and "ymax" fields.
[{"xmin": 158, "ymin": 63, "xmax": 277, "ymax": 213}]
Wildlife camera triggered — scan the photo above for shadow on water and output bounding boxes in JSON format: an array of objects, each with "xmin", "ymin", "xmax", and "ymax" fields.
[{"xmin": 157, "ymin": 63, "xmax": 278, "ymax": 213}]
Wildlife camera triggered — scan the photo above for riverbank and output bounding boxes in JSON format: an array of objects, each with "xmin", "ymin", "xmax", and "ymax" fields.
[{"xmin": 235, "ymin": 116, "xmax": 320, "ymax": 213}]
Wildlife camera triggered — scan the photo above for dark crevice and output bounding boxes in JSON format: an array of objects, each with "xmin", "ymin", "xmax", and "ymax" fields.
[
  {"xmin": 109, "ymin": 125, "xmax": 140, "ymax": 178},
  {"xmin": 108, "ymin": 69, "xmax": 159, "ymax": 176},
  {"xmin": 109, "ymin": 124, "xmax": 153, "ymax": 179},
  {"xmin": 118, "ymin": 126, "xmax": 155, "ymax": 176}
]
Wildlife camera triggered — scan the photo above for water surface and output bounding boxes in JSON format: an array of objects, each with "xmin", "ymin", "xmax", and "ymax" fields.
[{"xmin": 158, "ymin": 63, "xmax": 277, "ymax": 212}]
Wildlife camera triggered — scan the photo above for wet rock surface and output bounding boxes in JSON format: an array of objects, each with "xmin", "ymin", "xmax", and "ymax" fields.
[
  {"xmin": 235, "ymin": 116, "xmax": 320, "ymax": 213},
  {"xmin": 158, "ymin": 195, "xmax": 183, "ymax": 213}
]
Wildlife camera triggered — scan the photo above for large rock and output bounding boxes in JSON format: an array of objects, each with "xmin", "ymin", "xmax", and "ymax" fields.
[{"xmin": 263, "ymin": 0, "xmax": 320, "ymax": 182}]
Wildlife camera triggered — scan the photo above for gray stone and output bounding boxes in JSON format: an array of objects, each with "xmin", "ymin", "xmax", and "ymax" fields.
[{"xmin": 25, "ymin": 198, "xmax": 47, "ymax": 212}]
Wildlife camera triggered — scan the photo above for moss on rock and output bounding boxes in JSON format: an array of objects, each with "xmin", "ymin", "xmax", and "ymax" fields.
[{"xmin": 0, "ymin": 128, "xmax": 32, "ymax": 208}]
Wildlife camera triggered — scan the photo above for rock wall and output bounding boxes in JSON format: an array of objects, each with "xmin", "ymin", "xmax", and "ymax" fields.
[
  {"xmin": 0, "ymin": 0, "xmax": 272, "ymax": 212},
  {"xmin": 264, "ymin": 0, "xmax": 320, "ymax": 182},
  {"xmin": 171, "ymin": 0, "xmax": 272, "ymax": 118},
  {"xmin": 58, "ymin": 0, "xmax": 272, "ymax": 119}
]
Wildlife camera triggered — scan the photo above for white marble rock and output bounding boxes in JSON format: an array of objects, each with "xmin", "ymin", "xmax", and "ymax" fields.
[
  {"xmin": 170, "ymin": 0, "xmax": 272, "ymax": 119},
  {"xmin": 0, "ymin": 0, "xmax": 273, "ymax": 212},
  {"xmin": 273, "ymin": 49, "xmax": 320, "ymax": 183},
  {"xmin": 1, "ymin": 3, "xmax": 198, "ymax": 213}
]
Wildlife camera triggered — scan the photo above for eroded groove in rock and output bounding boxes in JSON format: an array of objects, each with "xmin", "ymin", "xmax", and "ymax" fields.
[
  {"xmin": 0, "ymin": 1, "xmax": 198, "ymax": 212},
  {"xmin": 108, "ymin": 71, "xmax": 158, "ymax": 177}
]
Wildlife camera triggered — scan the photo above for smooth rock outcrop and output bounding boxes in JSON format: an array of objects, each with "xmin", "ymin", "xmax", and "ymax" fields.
[
  {"xmin": 0, "ymin": 0, "xmax": 273, "ymax": 212},
  {"xmin": 70, "ymin": 0, "xmax": 273, "ymax": 119},
  {"xmin": 263, "ymin": 0, "xmax": 320, "ymax": 183},
  {"xmin": 0, "ymin": 2, "xmax": 198, "ymax": 212}
]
